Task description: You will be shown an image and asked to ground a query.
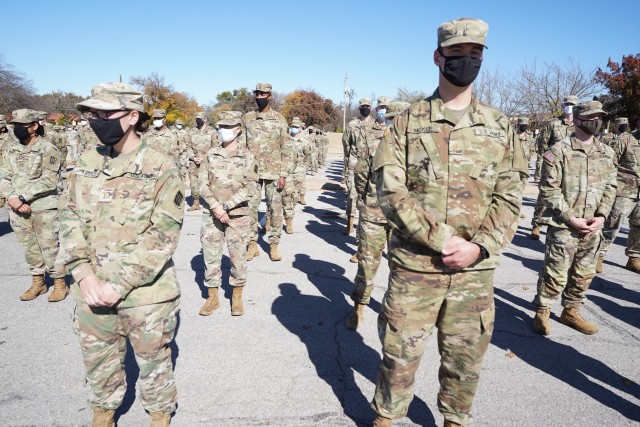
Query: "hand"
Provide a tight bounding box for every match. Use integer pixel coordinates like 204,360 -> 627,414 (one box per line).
567,217 -> 591,233
99,283 -> 122,307
276,176 -> 286,190
17,203 -> 32,214
79,275 -> 108,307
442,236 -> 481,270
212,205 -> 226,220
194,157 -> 202,165
7,196 -> 23,211
218,212 -> 230,224
584,216 -> 605,233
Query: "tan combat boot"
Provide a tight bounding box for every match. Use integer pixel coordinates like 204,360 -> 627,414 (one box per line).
231,286 -> 244,316
20,275 -> 47,301
269,244 -> 282,261
149,411 -> 171,427
443,421 -> 462,427
595,256 -> 605,273
529,225 -> 540,240
48,278 -> 69,302
560,307 -> 598,335
285,217 -> 294,234
350,253 -> 358,263
299,194 -> 307,205
92,407 -> 115,427
626,257 -> 640,274
532,306 -> 551,335
373,415 -> 393,427
187,198 -> 201,211
262,214 -> 271,234
346,303 -> 365,330
246,241 -> 259,261
342,216 -> 354,235
199,287 -> 220,316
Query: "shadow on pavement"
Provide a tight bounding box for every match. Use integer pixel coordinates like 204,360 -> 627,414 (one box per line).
190,251 -> 232,301
589,276 -> 640,329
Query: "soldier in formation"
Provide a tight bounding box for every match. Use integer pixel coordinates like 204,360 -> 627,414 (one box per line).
147,108 -> 182,167
187,111 -> 218,211
0,114 -> 15,209
280,117 -> 308,234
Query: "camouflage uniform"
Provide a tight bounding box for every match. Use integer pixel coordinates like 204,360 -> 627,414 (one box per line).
308,127 -> 319,173
147,109 -> 182,168
533,104 -> 617,311
174,119 -> 191,183
599,127 -> 640,265
45,124 -> 69,172
0,115 -> 15,208
371,19 -> 527,425
516,117 -> 536,165
0,110 -> 64,284
77,116 -> 101,157
57,83 -> 184,418
243,83 -> 289,249
281,120 -> 307,221
188,113 -> 218,205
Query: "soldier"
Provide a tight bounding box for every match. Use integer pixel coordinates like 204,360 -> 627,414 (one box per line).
0,114 -> 15,209
147,109 -> 182,167
187,111 -> 217,211
370,18 -> 527,427
342,98 -> 374,235
0,109 -> 67,302
308,126 -> 319,174
243,83 -> 289,262
174,119 -> 191,183
597,117 -> 640,274
517,117 -> 536,165
281,118 -> 308,234
531,101 -> 617,337
57,83 -> 183,426
199,111 -> 258,317
47,124 -> 70,173
530,95 -> 579,239
346,99 -> 407,331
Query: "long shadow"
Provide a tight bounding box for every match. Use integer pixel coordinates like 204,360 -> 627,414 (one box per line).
492,288 -> 640,421
589,276 -> 640,329
271,254 -> 435,426
590,276 -> 640,305
0,218 -> 12,237
503,230 -> 545,274
305,213 -> 357,256
190,251 -> 232,301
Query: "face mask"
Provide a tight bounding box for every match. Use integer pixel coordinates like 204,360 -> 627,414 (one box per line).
618,124 -> 628,133
577,118 -> 602,136
360,107 -> 371,117
563,105 -> 573,115
153,119 -> 164,129
89,117 -> 126,146
519,125 -> 529,133
196,118 -> 205,128
439,52 -> 482,87
176,124 -> 183,130
218,128 -> 238,143
256,97 -> 269,109
377,108 -> 387,121
385,118 -> 393,127
80,120 -> 88,126
290,128 -> 299,136
13,125 -> 31,142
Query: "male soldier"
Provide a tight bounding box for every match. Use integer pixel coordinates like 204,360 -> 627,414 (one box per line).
517,117 -> 536,165
597,117 -> 640,274
307,126 -> 318,175
342,98 -> 374,235
530,95 -> 579,239
187,111 -> 217,211
532,101 -> 617,336
0,114 -> 15,208
77,111 -> 101,157
281,118 -> 309,233
174,119 -> 191,183
147,109 -> 181,167
0,109 -> 68,302
346,99 -> 408,331
370,19 -> 527,427
243,83 -> 289,262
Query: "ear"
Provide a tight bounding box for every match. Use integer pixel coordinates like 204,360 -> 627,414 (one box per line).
128,111 -> 139,127
433,49 -> 442,67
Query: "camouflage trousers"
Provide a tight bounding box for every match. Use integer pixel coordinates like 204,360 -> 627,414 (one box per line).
318,146 -> 325,166
9,209 -> 64,278
531,191 -> 545,228
345,167 -> 358,218
282,168 -> 306,219
249,179 -> 283,245
353,218 -> 389,305
72,297 -> 180,413
201,213 -> 248,288
188,162 -> 204,198
534,226 -> 600,308
600,195 -> 640,259
534,152 -> 544,181
310,152 -> 318,172
373,265 -> 494,425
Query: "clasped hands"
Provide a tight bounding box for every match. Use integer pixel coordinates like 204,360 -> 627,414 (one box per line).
79,275 -> 121,307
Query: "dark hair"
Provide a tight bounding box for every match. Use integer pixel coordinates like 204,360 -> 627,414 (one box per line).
135,112 -> 150,133
35,122 -> 45,136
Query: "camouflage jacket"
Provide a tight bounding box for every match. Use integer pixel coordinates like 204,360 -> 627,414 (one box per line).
611,130 -> 640,197
146,126 -> 181,162
282,134 -> 308,174
77,125 -> 101,156
200,144 -> 258,217
188,126 -> 218,161
243,109 -> 289,180
0,131 -> 16,163
539,136 -> 617,228
343,115 -> 374,170
373,90 -> 527,272
355,119 -> 387,223
518,130 -> 536,162
57,139 -> 184,308
45,129 -> 68,170
0,137 -> 61,211
538,117 -> 573,154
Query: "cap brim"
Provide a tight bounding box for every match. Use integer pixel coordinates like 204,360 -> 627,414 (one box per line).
217,121 -> 241,126
76,98 -> 127,112
440,37 -> 488,49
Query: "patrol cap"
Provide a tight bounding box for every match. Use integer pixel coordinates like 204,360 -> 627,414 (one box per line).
563,95 -> 579,105
76,82 -> 145,113
254,83 -> 272,93
10,109 -> 40,124
37,111 -> 48,121
195,111 -> 207,119
377,96 -> 393,107
573,101 -> 607,117
517,117 -> 530,125
152,109 -> 166,118
175,119 -> 184,125
217,110 -> 243,127
615,117 -> 628,125
308,126 -> 314,130
291,118 -> 303,127
385,101 -> 411,119
438,18 -> 489,48
359,98 -> 371,107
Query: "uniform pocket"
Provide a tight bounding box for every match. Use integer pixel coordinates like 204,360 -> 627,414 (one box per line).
378,297 -> 407,358
480,304 -> 495,335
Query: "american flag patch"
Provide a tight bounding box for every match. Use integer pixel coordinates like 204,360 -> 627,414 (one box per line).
543,151 -> 556,164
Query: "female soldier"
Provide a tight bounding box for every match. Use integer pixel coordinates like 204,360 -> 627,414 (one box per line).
57,83 -> 184,427
199,111 -> 257,316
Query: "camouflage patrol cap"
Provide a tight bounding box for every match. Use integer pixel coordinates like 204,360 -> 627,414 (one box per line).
10,109 -> 40,124
37,111 -> 48,121
152,109 -> 166,118
217,110 -> 243,126
517,117 -> 530,125
573,101 -> 607,117
377,96 -> 393,107
385,101 -> 411,119
563,95 -> 579,105
308,126 -> 314,130
175,119 -> 184,125
76,82 -> 145,113
615,117 -> 628,125
359,98 -> 371,107
291,118 -> 303,127
195,111 -> 207,120
254,83 -> 272,93
438,18 -> 489,48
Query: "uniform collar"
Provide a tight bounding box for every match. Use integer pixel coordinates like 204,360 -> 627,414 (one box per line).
429,89 -> 485,127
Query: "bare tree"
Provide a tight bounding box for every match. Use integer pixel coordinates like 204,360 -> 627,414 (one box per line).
474,68 -> 525,117
395,87 -> 428,104
0,55 -> 36,115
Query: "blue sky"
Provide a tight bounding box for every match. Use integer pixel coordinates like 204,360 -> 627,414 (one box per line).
2,0 -> 638,106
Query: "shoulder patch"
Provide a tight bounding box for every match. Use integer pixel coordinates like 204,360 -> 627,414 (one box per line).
543,151 -> 557,164
43,150 -> 61,171
173,190 -> 184,208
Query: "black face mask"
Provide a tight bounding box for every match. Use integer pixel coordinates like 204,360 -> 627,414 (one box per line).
360,107 -> 371,117
256,98 -> 269,110
618,124 -> 628,133
519,125 -> 529,133
89,118 -> 126,146
439,51 -> 483,87
13,125 -> 32,143
577,118 -> 602,136
196,118 -> 205,128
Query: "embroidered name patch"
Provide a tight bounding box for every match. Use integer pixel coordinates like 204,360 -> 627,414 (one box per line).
412,126 -> 440,133
474,128 -> 506,138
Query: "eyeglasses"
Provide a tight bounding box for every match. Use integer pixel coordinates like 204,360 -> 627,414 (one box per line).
88,110 -> 130,120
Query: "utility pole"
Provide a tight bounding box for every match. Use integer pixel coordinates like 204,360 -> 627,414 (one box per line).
343,70 -> 349,132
